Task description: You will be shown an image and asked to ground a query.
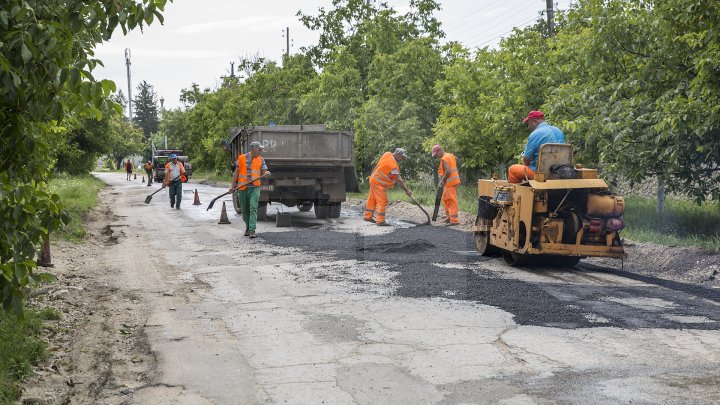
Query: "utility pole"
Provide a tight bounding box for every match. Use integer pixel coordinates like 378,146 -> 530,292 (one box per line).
124,48 -> 133,121
285,27 -> 290,57
546,0 -> 555,37
230,62 -> 235,78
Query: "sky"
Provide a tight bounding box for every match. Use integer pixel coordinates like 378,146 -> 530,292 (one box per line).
94,0 -> 573,112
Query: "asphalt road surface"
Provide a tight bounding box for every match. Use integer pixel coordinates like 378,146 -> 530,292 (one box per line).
93,172 -> 720,404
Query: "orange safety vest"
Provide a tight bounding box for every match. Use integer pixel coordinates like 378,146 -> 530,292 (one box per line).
165,161 -> 187,182
439,153 -> 461,186
370,152 -> 399,189
237,153 -> 264,190
125,161 -> 133,170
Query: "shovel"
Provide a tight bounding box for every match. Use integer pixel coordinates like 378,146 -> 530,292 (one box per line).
408,194 -> 432,225
431,185 -> 444,221
144,175 -> 182,204
206,173 -> 270,211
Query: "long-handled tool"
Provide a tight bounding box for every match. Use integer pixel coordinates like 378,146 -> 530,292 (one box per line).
408,194 -> 432,225
144,174 -> 182,204
206,173 -> 270,211
431,185 -> 444,221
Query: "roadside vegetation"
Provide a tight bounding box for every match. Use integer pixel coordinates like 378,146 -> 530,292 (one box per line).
0,310 -> 49,402
49,174 -> 106,241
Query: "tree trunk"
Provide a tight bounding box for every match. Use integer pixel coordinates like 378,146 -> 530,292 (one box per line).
657,177 -> 666,213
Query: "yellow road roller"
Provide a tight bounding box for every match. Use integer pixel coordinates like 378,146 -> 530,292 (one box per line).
472,144 -> 627,266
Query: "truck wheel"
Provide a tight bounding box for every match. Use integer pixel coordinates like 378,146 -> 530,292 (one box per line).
314,201 -> 329,219
257,202 -> 268,221
328,203 -> 341,218
232,192 -> 241,214
298,202 -> 313,212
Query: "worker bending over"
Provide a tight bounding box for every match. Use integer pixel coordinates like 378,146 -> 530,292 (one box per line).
508,110 -> 565,183
364,148 -> 412,226
431,144 -> 461,225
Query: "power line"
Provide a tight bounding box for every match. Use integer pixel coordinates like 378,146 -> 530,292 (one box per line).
449,6 -> 535,43
467,16 -> 541,49
453,10 -> 540,45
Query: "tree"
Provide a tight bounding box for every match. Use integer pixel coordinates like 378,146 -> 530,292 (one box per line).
133,80 -> 160,137
0,0 -> 168,313
547,0 -> 720,201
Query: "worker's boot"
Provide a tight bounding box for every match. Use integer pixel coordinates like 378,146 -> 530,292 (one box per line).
244,229 -> 250,236
376,222 -> 391,227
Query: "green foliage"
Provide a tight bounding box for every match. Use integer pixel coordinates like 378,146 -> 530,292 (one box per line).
133,80 -> 160,138
623,196 -> 720,249
0,0 -> 168,314
48,174 -> 106,241
546,0 -> 720,201
0,310 -> 48,401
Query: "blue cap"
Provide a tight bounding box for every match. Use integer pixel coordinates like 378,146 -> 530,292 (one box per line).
169,154 -> 177,159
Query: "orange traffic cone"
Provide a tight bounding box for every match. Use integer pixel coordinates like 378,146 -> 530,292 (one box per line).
218,201 -> 231,224
193,189 -> 201,205
37,235 -> 54,268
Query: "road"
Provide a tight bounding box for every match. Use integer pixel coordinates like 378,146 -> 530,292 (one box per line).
88,172 -> 720,404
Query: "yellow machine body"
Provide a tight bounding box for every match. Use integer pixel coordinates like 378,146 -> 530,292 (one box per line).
472,144 -> 626,265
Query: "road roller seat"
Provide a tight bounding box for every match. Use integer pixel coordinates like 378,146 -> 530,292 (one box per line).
536,143 -> 573,181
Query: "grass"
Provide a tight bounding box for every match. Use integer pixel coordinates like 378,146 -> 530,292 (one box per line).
350,180 -> 720,250
189,170 -> 233,184
0,310 -> 48,402
622,196 -> 720,250
49,173 -> 106,241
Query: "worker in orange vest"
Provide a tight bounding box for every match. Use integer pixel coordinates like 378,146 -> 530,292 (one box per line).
431,144 -> 461,225
231,141 -> 271,238
364,148 -> 413,226
163,154 -> 187,209
124,159 -> 134,181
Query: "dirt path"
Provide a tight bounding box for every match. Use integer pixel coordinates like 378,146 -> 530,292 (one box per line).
20,173 -> 720,404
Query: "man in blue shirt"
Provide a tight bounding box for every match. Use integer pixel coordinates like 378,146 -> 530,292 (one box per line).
508,110 -> 565,183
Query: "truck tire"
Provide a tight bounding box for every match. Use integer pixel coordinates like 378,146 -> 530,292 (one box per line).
232,192 -> 241,214
314,201 -> 329,219
329,203 -> 341,218
298,201 -> 313,212
257,202 -> 268,221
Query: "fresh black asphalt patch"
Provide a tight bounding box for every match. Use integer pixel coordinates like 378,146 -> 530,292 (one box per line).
260,226 -> 720,330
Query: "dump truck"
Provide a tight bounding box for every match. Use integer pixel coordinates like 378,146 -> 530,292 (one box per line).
226,125 -> 359,220
472,144 -> 626,266
152,149 -> 190,182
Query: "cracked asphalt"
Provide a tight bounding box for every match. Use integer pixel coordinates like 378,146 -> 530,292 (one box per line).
90,172 -> 720,404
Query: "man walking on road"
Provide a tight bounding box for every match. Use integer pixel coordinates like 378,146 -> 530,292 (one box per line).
431,144 -> 461,225
364,148 -> 412,226
164,154 -> 187,209
144,161 -> 153,186
508,110 -> 565,183
231,141 -> 271,238
124,159 -> 134,181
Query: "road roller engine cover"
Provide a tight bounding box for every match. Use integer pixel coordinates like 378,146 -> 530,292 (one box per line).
472,143 -> 626,266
